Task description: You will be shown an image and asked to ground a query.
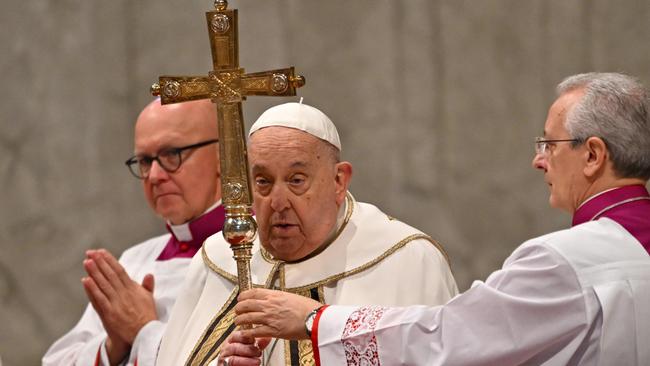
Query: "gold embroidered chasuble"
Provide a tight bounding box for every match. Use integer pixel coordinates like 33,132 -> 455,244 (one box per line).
156,193 -> 458,366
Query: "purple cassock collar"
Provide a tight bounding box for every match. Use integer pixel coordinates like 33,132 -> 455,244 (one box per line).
572,184 -> 650,254
157,204 -> 226,261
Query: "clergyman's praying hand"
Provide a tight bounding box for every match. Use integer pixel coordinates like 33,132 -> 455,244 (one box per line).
81,249 -> 158,364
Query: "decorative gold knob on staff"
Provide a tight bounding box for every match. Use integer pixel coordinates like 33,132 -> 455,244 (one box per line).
290,75 -> 306,88
223,204 -> 257,292
150,83 -> 161,97
214,0 -> 228,11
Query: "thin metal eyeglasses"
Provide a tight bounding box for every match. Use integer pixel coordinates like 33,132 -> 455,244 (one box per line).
125,139 -> 218,179
534,137 -> 580,155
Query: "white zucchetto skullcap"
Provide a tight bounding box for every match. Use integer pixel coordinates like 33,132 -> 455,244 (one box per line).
249,102 -> 341,151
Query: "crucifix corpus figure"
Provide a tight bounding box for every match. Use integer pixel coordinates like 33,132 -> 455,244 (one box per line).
151,0 -> 305,295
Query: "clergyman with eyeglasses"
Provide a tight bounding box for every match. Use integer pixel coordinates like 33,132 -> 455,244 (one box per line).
43,98 -> 226,366
232,73 -> 650,365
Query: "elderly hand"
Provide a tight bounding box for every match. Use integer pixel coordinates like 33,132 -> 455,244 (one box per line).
81,249 -> 158,364
234,289 -> 322,340
218,330 -> 271,366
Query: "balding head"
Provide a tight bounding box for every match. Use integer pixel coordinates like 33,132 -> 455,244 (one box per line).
133,99 -> 221,224
136,98 -> 218,145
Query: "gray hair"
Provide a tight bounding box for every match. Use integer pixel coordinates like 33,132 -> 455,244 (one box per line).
318,137 -> 342,164
557,72 -> 650,180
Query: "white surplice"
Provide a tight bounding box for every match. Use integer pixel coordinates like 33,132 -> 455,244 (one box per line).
316,218 -> 650,366
42,234 -> 192,366
157,193 -> 458,366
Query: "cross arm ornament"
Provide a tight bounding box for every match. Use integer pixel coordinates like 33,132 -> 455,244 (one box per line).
151,67 -> 304,104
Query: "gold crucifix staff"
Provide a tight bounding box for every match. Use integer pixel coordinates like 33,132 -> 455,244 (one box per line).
151,0 -> 305,296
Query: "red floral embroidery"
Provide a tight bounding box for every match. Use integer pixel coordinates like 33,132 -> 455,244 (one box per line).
341,306 -> 386,366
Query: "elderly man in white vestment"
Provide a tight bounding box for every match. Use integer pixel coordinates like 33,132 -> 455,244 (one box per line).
234,72 -> 650,366
43,99 -> 225,366
155,102 -> 458,366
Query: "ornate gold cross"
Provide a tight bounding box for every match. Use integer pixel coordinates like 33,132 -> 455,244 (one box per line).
151,0 -> 305,293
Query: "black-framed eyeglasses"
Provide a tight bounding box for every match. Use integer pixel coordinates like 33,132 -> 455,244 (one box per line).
125,139 -> 218,179
534,137 -> 580,155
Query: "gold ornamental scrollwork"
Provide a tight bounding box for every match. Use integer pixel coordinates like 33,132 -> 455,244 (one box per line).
241,78 -> 268,92
211,13 -> 230,33
271,73 -> 289,93
163,81 -> 181,98
209,70 -> 243,103
225,182 -> 244,201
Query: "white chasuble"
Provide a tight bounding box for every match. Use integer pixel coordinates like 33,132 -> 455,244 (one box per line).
315,218 -> 650,366
157,193 -> 458,366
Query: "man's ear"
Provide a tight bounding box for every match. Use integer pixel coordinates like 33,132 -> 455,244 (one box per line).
334,162 -> 353,206
583,136 -> 608,178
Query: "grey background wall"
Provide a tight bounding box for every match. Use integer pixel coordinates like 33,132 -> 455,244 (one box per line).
1,1 -> 649,364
